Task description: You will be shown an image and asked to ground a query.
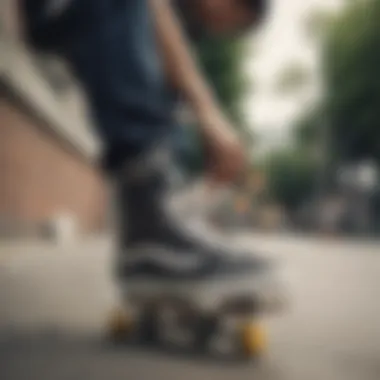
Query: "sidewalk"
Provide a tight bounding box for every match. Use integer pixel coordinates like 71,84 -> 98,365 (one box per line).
236,231 -> 380,257
0,234 -> 111,257
0,235 -> 115,335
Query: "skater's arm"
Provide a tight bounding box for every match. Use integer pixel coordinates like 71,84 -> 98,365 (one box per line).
3,0 -> 24,40
150,0 -> 223,125
150,0 -> 246,183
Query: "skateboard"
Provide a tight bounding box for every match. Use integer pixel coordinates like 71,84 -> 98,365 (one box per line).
107,284 -> 285,359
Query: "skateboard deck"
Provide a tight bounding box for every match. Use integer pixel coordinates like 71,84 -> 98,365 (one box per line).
107,282 -> 286,359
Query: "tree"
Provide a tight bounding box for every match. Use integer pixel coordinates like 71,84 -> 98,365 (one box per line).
293,110 -> 320,149
322,0 -> 380,165
275,62 -> 310,96
264,149 -> 318,213
305,8 -> 336,43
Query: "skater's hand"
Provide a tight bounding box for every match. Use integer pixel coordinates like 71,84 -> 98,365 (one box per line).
200,111 -> 247,185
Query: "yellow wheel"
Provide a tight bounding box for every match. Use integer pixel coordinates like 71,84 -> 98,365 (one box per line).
239,321 -> 267,358
108,307 -> 134,341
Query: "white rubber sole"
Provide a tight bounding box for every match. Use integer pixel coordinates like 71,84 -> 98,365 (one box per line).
120,271 -> 286,314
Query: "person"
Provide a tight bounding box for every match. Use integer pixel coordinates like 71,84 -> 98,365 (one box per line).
17,0 -> 278,308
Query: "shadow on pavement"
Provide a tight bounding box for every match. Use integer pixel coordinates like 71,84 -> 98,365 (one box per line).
0,329 -> 281,380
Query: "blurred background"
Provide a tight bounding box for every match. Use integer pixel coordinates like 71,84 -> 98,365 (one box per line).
0,1 -> 379,379
1,0 -> 380,240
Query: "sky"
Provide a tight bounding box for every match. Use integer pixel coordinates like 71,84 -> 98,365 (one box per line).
243,0 -> 344,152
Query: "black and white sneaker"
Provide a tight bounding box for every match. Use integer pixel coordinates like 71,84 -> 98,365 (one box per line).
113,144 -> 284,313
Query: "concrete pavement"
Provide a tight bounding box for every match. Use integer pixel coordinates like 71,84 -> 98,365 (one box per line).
0,234 -> 379,380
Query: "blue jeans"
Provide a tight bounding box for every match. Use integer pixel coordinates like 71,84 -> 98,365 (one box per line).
24,0 -> 177,171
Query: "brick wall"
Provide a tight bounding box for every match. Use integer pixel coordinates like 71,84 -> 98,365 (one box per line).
0,97 -> 108,236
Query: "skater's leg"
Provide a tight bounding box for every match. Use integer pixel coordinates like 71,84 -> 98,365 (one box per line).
19,0 -> 282,312
20,0 -> 174,173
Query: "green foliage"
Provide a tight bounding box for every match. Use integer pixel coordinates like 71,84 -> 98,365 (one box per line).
323,0 -> 380,164
292,106 -> 328,156
261,0 -> 380,214
305,8 -> 336,43
275,62 -> 310,95
264,149 -> 318,212
294,112 -> 320,148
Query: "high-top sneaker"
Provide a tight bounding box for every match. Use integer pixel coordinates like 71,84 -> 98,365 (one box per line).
113,143 -> 284,313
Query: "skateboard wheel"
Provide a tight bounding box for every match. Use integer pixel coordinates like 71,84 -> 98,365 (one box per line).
239,322 -> 267,358
108,308 -> 133,341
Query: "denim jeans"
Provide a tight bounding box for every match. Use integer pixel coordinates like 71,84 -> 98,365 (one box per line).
24,0 -> 178,171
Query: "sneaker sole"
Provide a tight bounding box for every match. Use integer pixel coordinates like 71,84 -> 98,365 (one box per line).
120,272 -> 287,316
